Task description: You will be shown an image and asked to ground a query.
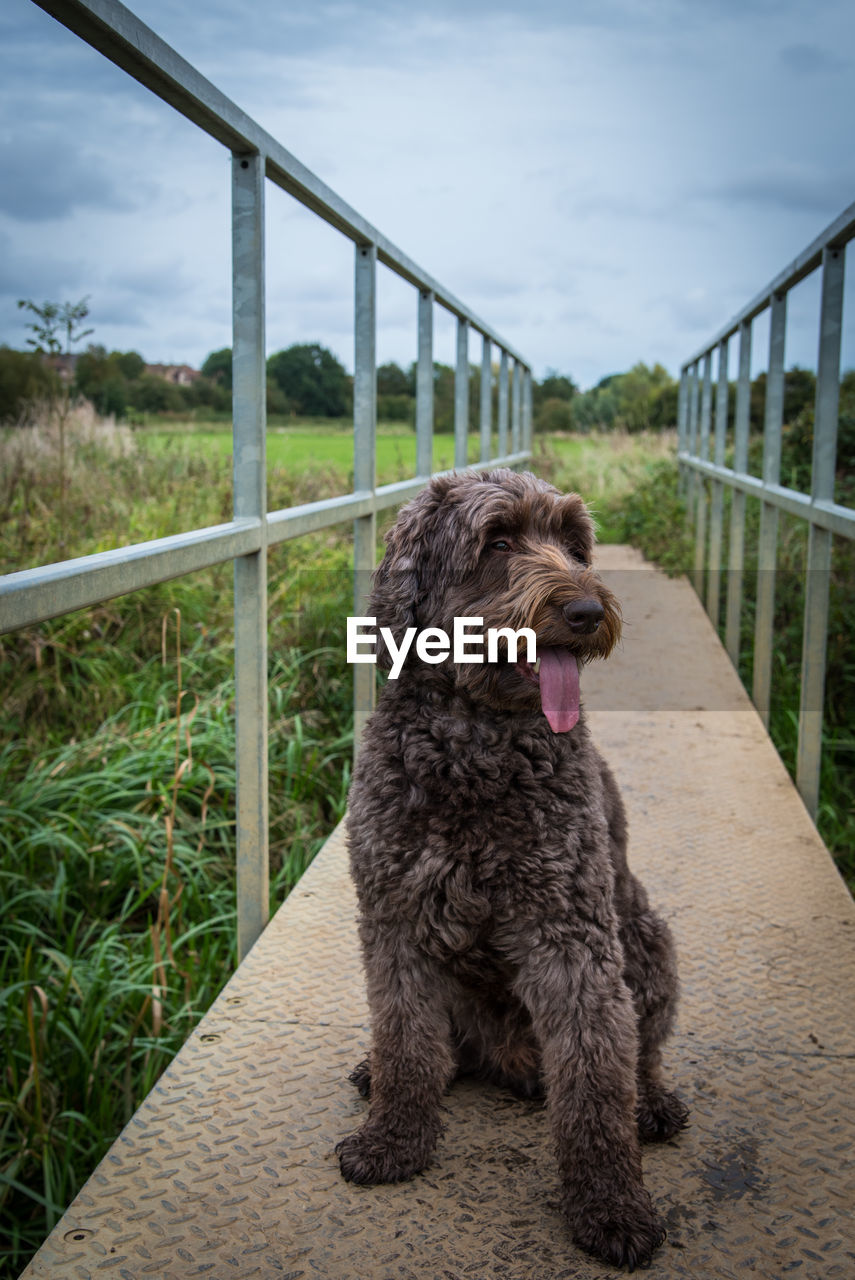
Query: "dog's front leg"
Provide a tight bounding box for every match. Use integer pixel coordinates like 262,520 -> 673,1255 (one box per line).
337,925 -> 454,1185
514,938 -> 666,1271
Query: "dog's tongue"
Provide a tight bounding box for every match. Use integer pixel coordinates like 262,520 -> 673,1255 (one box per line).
538,647 -> 580,733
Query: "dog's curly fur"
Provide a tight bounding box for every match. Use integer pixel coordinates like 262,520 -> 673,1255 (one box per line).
338,469 -> 688,1271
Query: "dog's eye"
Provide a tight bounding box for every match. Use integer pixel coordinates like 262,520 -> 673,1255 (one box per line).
564,541 -> 589,565
490,539 -> 512,553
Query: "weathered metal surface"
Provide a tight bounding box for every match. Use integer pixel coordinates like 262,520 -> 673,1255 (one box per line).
416,290 -> 434,478
498,349 -> 510,458
480,334 -> 492,464
352,242 -> 378,752
20,547 -> 855,1280
752,293 -> 786,728
0,520 -> 262,635
796,245 -> 846,816
724,319 -> 752,670
455,318 -> 470,470
232,151 -> 269,963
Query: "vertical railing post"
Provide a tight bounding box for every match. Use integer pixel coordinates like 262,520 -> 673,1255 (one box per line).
480,334 -> 492,462
725,319 -> 752,667
706,337 -> 729,626
677,367 -> 689,496
416,289 -> 434,478
797,246 -> 844,816
232,152 -> 268,963
524,367 -> 533,454
753,291 -> 786,726
455,317 -> 469,469
688,360 -> 701,454
685,361 -> 700,532
498,350 -> 509,457
511,359 -> 522,453
693,351 -> 713,594
353,242 -> 377,755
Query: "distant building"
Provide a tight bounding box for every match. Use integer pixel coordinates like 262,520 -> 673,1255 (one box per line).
145,363 -> 201,386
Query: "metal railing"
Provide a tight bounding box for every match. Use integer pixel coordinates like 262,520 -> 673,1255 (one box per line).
677,200 -> 855,820
0,0 -> 533,960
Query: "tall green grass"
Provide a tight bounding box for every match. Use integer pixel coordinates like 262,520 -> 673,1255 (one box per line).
0,408 -> 356,1275
1,598 -> 353,1274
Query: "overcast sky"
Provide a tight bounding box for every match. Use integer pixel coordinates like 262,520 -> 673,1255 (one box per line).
1,0 -> 854,389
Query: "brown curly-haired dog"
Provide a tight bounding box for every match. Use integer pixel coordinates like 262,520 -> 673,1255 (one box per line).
338,468 -> 688,1271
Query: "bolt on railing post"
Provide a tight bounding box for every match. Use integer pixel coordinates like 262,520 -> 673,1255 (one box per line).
480,334 -> 492,462
725,319 -> 752,668
706,337 -> 729,626
753,291 -> 787,727
416,289 -> 434,477
232,151 -> 269,963
455,317 -> 470,469
797,246 -> 845,816
497,350 -> 509,457
353,242 -> 377,756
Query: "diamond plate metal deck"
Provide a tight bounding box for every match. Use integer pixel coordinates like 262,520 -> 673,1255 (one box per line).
20,548 -> 855,1279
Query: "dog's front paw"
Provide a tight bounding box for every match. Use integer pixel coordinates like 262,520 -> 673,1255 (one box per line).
336,1126 -> 430,1185
571,1191 -> 667,1272
637,1087 -> 689,1143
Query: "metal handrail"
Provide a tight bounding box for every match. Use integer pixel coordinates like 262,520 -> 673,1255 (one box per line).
1,0 -> 533,960
677,200 -> 855,821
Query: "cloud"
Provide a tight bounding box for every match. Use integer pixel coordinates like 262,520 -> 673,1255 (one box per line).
0,137 -> 144,221
695,166 -> 855,217
778,42 -> 849,74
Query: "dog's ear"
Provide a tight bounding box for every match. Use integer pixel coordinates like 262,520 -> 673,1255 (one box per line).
369,477 -> 462,670
560,493 -> 596,565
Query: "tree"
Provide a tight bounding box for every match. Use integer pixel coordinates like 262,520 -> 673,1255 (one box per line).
267,343 -> 350,417
377,361 -> 412,397
17,297 -> 93,364
569,363 -> 677,433
17,297 -> 94,556
201,347 -> 233,389
0,347 -> 58,420
115,350 -> 145,381
537,397 -> 574,432
535,371 -> 577,404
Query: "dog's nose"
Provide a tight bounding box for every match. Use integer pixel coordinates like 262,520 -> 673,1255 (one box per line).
563,598 -> 604,634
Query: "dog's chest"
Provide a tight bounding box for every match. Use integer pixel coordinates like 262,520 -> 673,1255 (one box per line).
370,758 -> 610,957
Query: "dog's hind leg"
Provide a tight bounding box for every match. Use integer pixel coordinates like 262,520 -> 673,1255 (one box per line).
619,903 -> 690,1141
600,759 -> 689,1142
336,925 -> 454,1185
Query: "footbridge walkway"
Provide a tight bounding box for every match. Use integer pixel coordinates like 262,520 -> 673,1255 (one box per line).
20,547 -> 855,1279
6,1 -> 855,1277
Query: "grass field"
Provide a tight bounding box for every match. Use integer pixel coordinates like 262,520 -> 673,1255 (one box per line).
140,420 -> 677,540
145,420 -> 483,484
0,408 -> 851,1277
